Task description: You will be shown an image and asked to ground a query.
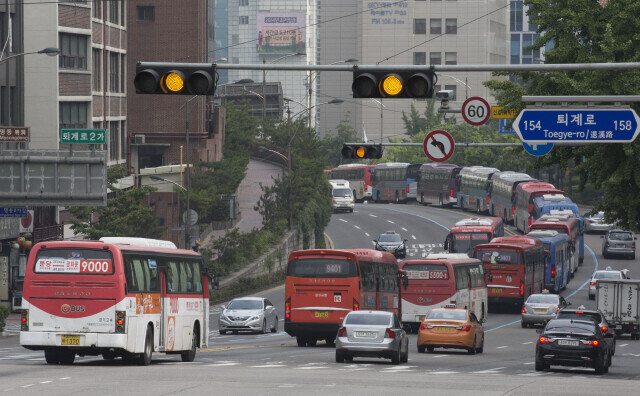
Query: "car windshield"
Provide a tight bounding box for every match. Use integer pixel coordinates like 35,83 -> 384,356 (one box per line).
545,323 -> 596,335
556,312 -> 600,323
609,232 -> 632,241
594,271 -> 623,280
332,188 -> 352,198
379,234 -> 402,243
527,295 -> 558,304
227,300 -> 262,310
427,310 -> 467,320
345,313 -> 391,326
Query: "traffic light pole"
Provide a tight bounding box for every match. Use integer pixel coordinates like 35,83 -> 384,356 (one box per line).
185,97 -> 191,250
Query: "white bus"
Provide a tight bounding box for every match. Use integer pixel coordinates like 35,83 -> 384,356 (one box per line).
20,237 -> 209,365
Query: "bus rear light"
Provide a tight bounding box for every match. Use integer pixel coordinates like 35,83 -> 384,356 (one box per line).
21,310 -> 29,331
450,189 -> 454,198
385,328 -> 396,338
337,327 -> 347,337
353,299 -> 359,311
285,298 -> 291,320
551,264 -> 556,277
520,282 -> 524,296
456,326 -> 471,331
115,311 -> 126,333
406,185 -> 410,194
590,281 -> 595,286
512,205 -> 515,214
486,196 -> 490,205
600,326 -> 608,332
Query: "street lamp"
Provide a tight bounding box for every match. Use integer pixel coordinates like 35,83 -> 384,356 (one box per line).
0,47 -> 60,65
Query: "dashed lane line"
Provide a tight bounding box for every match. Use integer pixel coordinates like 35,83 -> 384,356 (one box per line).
496,346 -> 509,349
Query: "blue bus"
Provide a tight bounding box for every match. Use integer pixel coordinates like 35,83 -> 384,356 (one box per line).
533,195 -> 585,265
456,166 -> 500,213
371,163 -> 421,203
527,230 -> 572,293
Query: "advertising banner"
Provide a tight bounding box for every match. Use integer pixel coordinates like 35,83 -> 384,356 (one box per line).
257,12 -> 306,54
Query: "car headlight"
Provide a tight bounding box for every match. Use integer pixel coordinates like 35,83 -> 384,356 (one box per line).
250,315 -> 260,321
220,313 -> 229,321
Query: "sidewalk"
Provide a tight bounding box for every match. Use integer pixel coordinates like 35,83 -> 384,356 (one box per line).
1,311 -> 20,337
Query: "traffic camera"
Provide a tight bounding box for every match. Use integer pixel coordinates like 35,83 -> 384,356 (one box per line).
134,62 -> 218,95
352,70 -> 435,99
341,144 -> 383,159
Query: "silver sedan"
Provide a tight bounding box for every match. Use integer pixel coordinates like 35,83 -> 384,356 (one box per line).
521,293 -> 569,327
335,310 -> 409,364
584,211 -> 614,233
218,297 -> 278,335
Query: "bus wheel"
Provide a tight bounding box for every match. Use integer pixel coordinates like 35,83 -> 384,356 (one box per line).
307,337 -> 317,347
138,327 -> 153,366
395,191 -> 400,204
296,336 -> 306,347
420,194 -> 425,206
59,349 -> 75,365
476,201 -> 481,214
103,351 -> 116,360
44,349 -> 60,364
439,195 -> 444,207
181,326 -> 198,362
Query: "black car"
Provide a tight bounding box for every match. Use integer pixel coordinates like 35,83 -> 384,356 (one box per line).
374,231 -> 407,258
556,306 -> 616,356
536,319 -> 613,374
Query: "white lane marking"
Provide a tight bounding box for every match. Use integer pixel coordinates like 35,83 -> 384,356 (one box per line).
206,362 -> 240,367
401,227 -> 408,232
387,220 -> 395,224
383,366 -> 416,371
411,235 -> 416,240
27,358 -> 46,361
619,343 -> 628,347
432,355 -> 447,358
523,362 -> 535,365
339,219 -> 348,223
496,346 -> 509,349
354,225 -> 361,230
430,371 -> 459,375
59,377 -> 71,380
295,366 -> 329,370
249,364 -> 287,368
20,385 -> 34,389
279,384 -> 296,388
40,381 -> 52,384
522,341 -> 533,345
365,232 -> 370,237
369,214 -> 377,218
472,367 -> 506,374
519,373 -> 544,376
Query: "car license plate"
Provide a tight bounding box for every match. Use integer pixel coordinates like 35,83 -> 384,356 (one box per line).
355,331 -> 377,338
558,340 -> 579,346
387,249 -> 395,253
435,327 -> 454,332
491,288 -> 502,294
314,311 -> 329,318
617,244 -> 625,248
616,325 -> 622,330
61,335 -> 80,345
534,308 -> 547,313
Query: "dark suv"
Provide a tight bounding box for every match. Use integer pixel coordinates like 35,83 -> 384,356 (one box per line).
374,231 -> 407,259
556,306 -> 616,356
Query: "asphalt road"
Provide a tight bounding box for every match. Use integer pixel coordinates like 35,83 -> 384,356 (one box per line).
1,202 -> 639,394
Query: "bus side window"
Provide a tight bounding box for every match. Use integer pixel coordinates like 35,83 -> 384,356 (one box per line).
125,258 -> 146,293
167,262 -> 179,293
191,262 -> 203,292
179,261 -> 188,292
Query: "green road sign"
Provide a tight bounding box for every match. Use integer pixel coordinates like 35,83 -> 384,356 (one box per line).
60,128 -> 107,144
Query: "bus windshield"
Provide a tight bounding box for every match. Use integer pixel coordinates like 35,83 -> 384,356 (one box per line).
287,258 -> 359,278
476,250 -> 520,265
402,264 -> 449,280
34,248 -> 115,275
450,233 -> 491,255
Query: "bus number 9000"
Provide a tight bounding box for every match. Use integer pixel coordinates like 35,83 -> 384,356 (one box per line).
80,260 -> 112,274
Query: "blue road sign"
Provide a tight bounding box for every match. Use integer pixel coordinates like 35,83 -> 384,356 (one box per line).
513,108 -> 640,143
0,207 -> 28,218
499,119 -> 516,135
522,142 -> 554,156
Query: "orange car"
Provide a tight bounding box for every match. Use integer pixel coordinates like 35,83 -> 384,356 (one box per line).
417,305 -> 485,354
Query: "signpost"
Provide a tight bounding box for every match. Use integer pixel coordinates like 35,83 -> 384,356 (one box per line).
0,207 -> 28,218
461,96 -> 491,126
491,106 -> 519,119
60,128 -> 107,145
513,108 -> 640,143
0,127 -> 30,142
423,130 -> 455,162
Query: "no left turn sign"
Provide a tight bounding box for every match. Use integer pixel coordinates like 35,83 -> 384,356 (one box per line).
423,130 -> 455,162
462,96 -> 491,126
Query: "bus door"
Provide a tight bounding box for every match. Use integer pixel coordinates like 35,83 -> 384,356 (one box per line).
159,270 -> 167,350
201,270 -> 209,347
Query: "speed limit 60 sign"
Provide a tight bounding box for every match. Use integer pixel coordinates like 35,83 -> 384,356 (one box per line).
462,96 -> 491,126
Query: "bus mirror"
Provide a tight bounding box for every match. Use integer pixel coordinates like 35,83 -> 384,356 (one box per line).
444,236 -> 450,250
402,275 -> 409,290
544,249 -> 550,258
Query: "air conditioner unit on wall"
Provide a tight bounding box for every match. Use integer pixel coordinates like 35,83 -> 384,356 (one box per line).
134,135 -> 146,144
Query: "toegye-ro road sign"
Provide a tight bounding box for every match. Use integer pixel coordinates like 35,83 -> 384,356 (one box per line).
513,108 -> 640,143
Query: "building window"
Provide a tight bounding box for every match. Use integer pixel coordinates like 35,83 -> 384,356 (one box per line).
109,0 -> 119,24
521,33 -> 534,64
430,19 -> 441,34
109,121 -> 119,160
92,48 -> 101,91
429,52 -> 441,65
60,102 -> 88,129
414,18 -> 426,35
240,0 -> 249,5
120,54 -> 126,93
137,6 -> 154,21
445,19 -> 457,34
92,0 -> 102,19
510,33 -> 520,64
59,33 -> 88,70
109,52 -> 120,92
239,16 -> 249,25
413,52 -> 426,65
120,120 -> 127,160
445,52 -> 457,65
510,1 -> 523,32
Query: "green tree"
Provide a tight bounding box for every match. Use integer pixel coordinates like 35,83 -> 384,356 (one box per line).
68,167 -> 164,240
484,0 -> 640,231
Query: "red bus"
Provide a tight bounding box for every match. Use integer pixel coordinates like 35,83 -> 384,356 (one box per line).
529,214 -> 581,279
285,249 -> 400,347
444,217 -> 504,257
513,181 -> 565,234
473,236 -> 546,308
330,164 -> 375,202
20,237 -> 208,365
399,254 -> 487,332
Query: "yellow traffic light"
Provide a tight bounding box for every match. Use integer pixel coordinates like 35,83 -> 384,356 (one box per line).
342,144 -> 383,159
162,71 -> 185,93
352,70 -> 435,99
381,74 -> 403,97
134,63 -> 217,95
356,146 -> 366,158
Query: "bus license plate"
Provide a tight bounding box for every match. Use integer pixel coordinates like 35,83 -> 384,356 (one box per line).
314,311 -> 329,318
558,340 -> 579,347
491,288 -> 503,294
61,335 -> 80,345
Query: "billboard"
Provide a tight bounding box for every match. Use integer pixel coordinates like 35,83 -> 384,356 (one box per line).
257,12 -> 306,54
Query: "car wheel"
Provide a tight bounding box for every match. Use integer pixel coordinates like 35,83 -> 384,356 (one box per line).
260,319 -> 267,334
271,316 -> 278,333
426,346 -> 435,353
401,345 -> 409,363
138,327 -> 153,366
521,321 -> 528,328
296,336 -> 306,347
391,348 -> 401,364
477,336 -> 484,354
345,355 -> 354,362
219,330 -> 227,335
181,326 -> 198,362
535,356 -> 548,372
44,349 -> 60,365
467,336 -> 477,355
595,357 -> 606,375
417,345 -> 426,353
335,350 -> 345,363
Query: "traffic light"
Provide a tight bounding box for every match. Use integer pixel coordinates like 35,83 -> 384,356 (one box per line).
352,70 -> 435,98
134,62 -> 218,95
341,144 -> 383,159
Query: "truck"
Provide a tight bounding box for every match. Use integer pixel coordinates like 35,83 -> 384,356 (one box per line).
596,278 -> 640,340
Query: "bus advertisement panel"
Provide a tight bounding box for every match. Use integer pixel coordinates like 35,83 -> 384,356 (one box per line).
371,163 -> 417,203
473,236 -> 545,308
330,164 -> 375,202
417,163 -> 462,206
399,255 -> 487,332
529,215 -> 581,277
444,217 -> 504,257
285,249 -> 400,347
456,166 -> 500,213
20,238 -> 208,365
527,230 -> 572,293
513,181 -> 565,234
488,172 -> 534,224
